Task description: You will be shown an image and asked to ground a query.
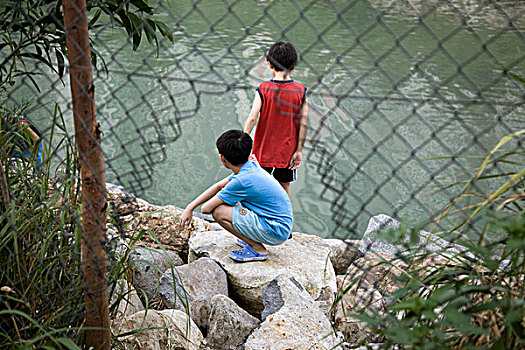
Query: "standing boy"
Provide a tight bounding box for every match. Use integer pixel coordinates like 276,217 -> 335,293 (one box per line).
181,130 -> 292,262
244,41 -> 308,197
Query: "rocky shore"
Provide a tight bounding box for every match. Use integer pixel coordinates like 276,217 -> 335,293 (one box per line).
106,183 -> 466,349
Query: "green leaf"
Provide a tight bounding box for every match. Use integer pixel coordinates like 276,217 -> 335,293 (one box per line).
155,20 -> 174,42
442,307 -> 487,335
127,12 -> 143,32
55,337 -> 81,349
19,52 -> 54,70
117,11 -> 133,37
55,48 -> 65,77
508,71 -> 525,84
385,324 -> 418,344
127,12 -> 143,50
130,0 -> 153,13
428,285 -> 455,304
505,309 -> 522,326
468,301 -> 498,313
391,297 -> 426,313
144,18 -> 156,43
89,8 -> 102,26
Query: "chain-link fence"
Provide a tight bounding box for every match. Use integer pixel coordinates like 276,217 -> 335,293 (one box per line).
1,0 -> 524,348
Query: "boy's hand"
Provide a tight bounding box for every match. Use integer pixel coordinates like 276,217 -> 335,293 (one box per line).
180,207 -> 193,228
288,151 -> 302,170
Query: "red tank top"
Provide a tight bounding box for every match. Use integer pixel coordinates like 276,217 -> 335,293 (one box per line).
253,80 -> 307,168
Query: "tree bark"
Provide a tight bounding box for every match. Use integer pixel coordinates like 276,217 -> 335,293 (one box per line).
62,1 -> 110,349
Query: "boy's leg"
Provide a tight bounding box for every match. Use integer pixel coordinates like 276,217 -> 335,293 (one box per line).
272,167 -> 295,198
279,181 -> 291,197
212,204 -> 268,255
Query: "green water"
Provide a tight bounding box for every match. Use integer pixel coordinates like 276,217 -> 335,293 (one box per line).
15,0 -> 525,238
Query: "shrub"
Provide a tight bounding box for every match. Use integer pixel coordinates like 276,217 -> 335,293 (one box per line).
0,104 -> 84,349
345,130 -> 524,349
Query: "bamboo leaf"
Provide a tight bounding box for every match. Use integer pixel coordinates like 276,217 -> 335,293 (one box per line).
130,0 -> 153,13
89,9 -> 102,27
155,20 -> 174,42
508,72 -> 525,84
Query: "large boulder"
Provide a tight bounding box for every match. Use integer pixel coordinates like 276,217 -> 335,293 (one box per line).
129,247 -> 184,302
107,183 -> 211,259
157,257 -> 228,330
206,294 -> 260,349
188,230 -> 337,316
245,275 -> 343,350
359,214 -> 469,257
322,238 -> 363,275
333,252 -> 405,345
110,279 -> 145,334
117,309 -> 203,349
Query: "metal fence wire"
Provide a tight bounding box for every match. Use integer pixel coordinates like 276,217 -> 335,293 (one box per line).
1,0 -> 524,348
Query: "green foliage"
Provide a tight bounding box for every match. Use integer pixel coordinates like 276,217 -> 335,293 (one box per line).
0,0 -> 174,91
0,103 -> 84,348
345,131 -> 525,349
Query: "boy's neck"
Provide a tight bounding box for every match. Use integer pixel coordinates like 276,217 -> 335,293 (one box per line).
272,70 -> 291,81
226,162 -> 245,175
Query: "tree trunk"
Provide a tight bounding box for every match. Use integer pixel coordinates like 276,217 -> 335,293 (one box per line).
62,1 -> 110,349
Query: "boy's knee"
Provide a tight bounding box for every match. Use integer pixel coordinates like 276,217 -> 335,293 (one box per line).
212,209 -> 221,221
212,204 -> 230,222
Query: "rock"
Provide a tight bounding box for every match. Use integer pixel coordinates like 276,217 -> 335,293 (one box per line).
333,252 -> 406,346
322,238 -> 363,275
206,294 -> 260,349
109,279 -> 145,333
106,225 -> 130,272
129,247 -> 184,302
158,257 -> 228,330
118,309 -> 203,349
245,275 -> 343,350
107,183 -> 211,259
188,230 -> 337,316
359,214 -> 468,257
351,344 -> 384,350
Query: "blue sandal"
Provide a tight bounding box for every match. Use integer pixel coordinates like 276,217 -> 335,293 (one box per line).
229,245 -> 268,262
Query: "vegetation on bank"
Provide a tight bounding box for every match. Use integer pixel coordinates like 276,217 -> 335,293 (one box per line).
0,103 -> 85,348
347,130 -> 525,349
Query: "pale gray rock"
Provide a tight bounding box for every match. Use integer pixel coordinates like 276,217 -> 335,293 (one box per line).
118,309 -> 203,350
188,230 -> 337,316
322,238 -> 363,275
245,275 -> 343,350
110,279 -> 144,334
206,294 -> 260,349
129,247 -> 184,301
158,257 -> 228,330
359,214 -> 469,257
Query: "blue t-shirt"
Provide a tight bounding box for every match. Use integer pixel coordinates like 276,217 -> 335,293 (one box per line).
217,161 -> 293,240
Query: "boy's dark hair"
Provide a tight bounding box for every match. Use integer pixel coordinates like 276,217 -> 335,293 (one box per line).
266,42 -> 298,72
216,130 -> 252,166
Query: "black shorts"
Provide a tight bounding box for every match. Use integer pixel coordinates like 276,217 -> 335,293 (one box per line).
262,167 -> 296,183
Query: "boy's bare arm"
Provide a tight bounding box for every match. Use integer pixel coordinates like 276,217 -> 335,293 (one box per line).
243,94 -> 262,134
289,96 -> 308,170
201,195 -> 224,214
181,177 -> 229,227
